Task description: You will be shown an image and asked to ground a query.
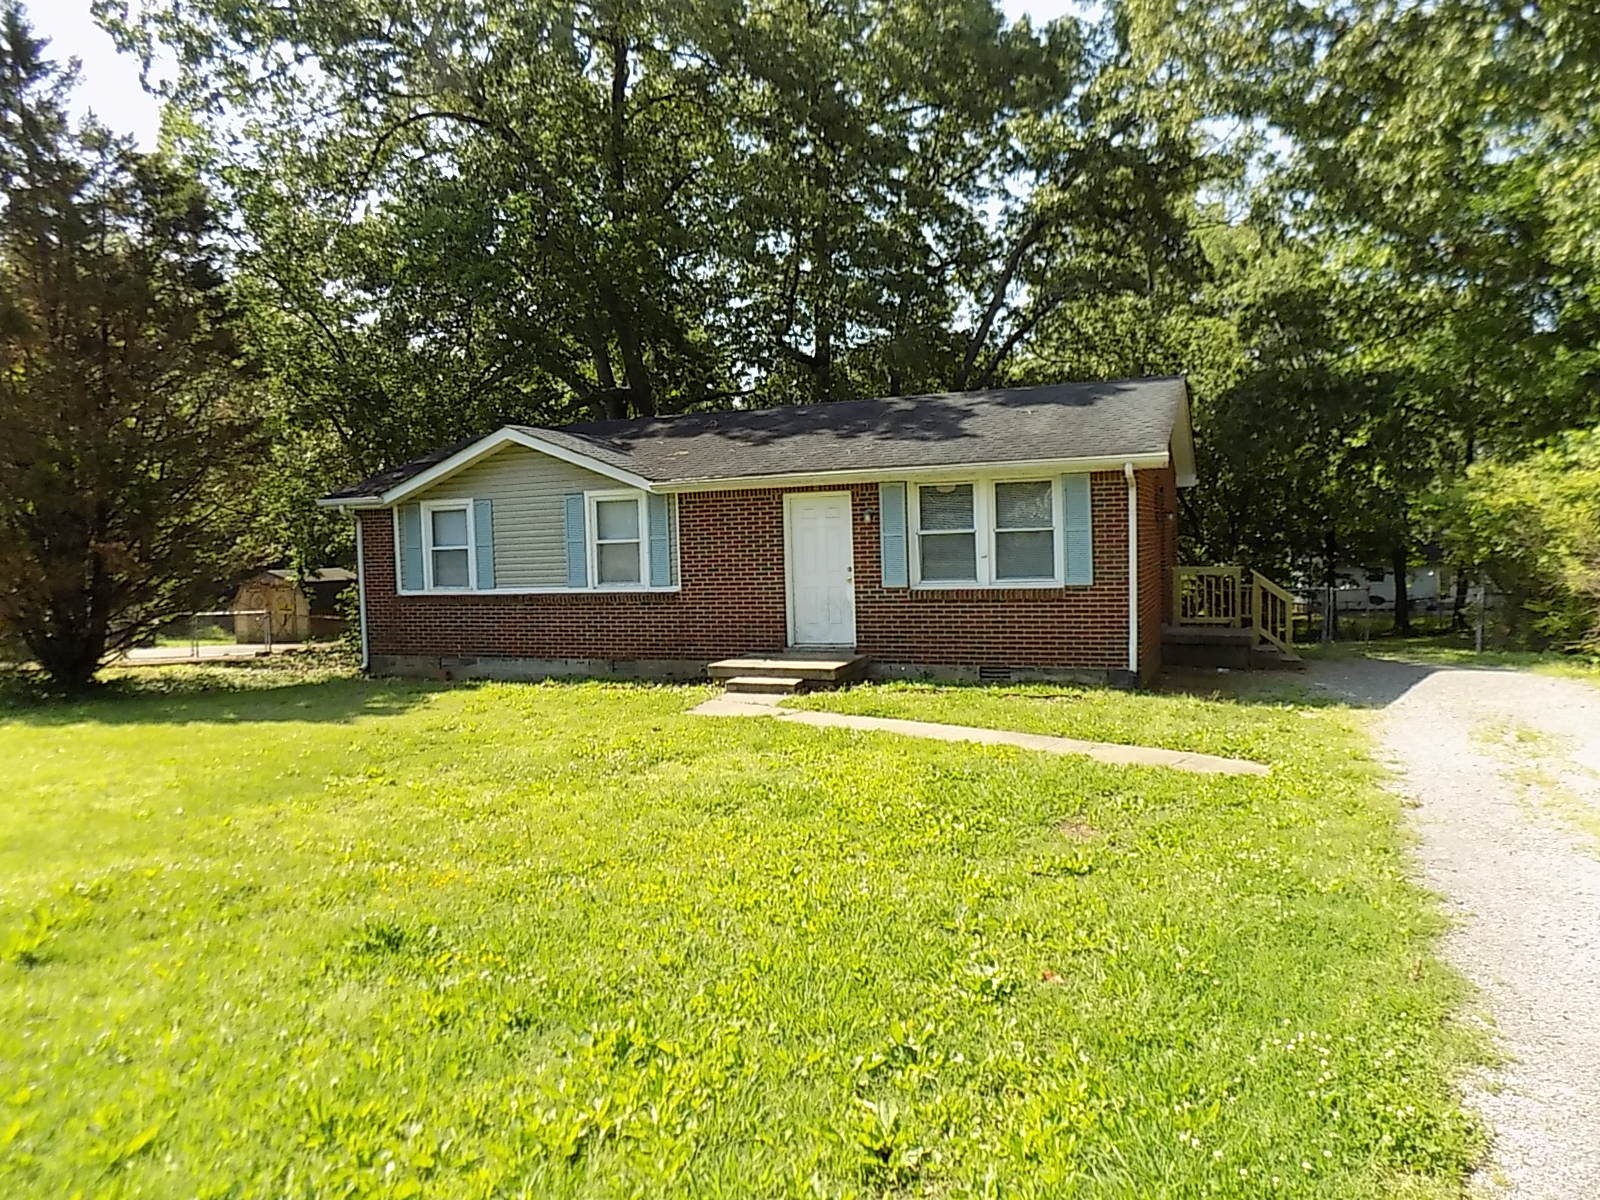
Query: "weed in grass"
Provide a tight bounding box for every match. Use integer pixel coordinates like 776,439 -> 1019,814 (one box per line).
1475,719 -> 1600,853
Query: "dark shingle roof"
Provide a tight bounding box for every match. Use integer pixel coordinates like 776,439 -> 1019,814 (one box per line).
323,434 -> 483,501
323,377 -> 1189,500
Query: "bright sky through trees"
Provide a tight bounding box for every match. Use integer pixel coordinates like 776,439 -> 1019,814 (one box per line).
24,0 -> 1091,150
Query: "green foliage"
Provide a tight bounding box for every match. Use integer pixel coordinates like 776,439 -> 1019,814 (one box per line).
0,6 -> 266,689
1108,0 -> 1600,595
96,0 -> 1212,469
0,672 -> 1484,1196
1431,429 -> 1600,650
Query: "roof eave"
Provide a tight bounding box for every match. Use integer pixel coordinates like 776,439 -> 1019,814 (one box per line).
651,452 -> 1174,494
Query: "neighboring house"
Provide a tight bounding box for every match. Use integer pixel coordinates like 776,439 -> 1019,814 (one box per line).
231,568 -> 355,643
318,377 -> 1196,685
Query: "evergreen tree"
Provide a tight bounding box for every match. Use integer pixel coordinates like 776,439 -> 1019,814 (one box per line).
0,5 -> 262,690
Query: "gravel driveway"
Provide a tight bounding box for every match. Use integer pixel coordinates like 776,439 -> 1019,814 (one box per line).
1312,657 -> 1600,1199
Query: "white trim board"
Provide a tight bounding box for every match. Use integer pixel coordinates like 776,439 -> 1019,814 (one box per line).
653,453 -> 1173,495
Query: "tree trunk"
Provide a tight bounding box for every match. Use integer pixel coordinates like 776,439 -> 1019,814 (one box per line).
1322,528 -> 1339,641
28,589 -> 106,694
1391,545 -> 1411,635
599,30 -> 653,418
810,219 -> 834,403
1451,568 -> 1472,631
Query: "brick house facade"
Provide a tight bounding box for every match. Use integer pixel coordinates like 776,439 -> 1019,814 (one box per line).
357,467 -> 1178,684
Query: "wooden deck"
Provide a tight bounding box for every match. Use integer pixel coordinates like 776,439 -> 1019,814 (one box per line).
1172,565 -> 1303,669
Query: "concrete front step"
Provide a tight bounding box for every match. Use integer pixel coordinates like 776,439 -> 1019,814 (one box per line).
723,675 -> 806,695
707,651 -> 871,685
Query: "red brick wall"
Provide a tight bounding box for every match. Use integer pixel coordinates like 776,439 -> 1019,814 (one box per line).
360,470 -> 1173,675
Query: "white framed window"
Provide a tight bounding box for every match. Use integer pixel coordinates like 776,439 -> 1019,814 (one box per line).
993,480 -> 1058,581
422,499 -> 474,590
586,490 -> 646,586
916,483 -> 979,583
910,478 -> 1063,588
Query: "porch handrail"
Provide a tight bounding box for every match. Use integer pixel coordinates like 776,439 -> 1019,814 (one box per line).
1251,573 -> 1294,657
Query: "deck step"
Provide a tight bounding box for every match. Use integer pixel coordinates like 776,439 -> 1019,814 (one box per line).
1163,625 -> 1305,671
723,675 -> 806,695
1250,644 -> 1306,671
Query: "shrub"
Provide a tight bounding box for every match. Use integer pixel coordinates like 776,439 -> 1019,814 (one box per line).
1437,428 -> 1600,650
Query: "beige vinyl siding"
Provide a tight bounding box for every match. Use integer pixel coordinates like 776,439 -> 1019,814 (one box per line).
409,445 -> 624,588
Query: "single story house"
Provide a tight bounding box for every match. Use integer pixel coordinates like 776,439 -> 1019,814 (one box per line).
318,376 -> 1195,686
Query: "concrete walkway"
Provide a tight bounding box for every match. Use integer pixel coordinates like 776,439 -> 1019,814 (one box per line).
689,693 -> 1268,776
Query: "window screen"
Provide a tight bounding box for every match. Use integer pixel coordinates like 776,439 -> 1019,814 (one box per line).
594,498 -> 642,584
428,506 -> 471,588
918,484 -> 976,581
994,480 -> 1055,580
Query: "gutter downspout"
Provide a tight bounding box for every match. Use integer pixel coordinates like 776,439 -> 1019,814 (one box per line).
1124,463 -> 1138,678
351,509 -> 370,673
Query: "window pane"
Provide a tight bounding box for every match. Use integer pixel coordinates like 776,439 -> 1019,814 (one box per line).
919,532 -> 977,581
919,484 -> 973,531
995,481 -> 1052,529
597,541 -> 641,584
595,498 -> 639,541
431,507 -> 469,547
996,530 -> 1055,580
432,547 -> 470,588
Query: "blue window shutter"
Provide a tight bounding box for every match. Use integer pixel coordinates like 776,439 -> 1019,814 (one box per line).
563,493 -> 588,588
666,496 -> 678,585
646,493 -> 672,587
1063,474 -> 1093,585
473,498 -> 495,590
398,504 -> 424,592
879,482 -> 908,587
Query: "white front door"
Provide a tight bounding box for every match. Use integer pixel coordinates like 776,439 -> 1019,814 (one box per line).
786,492 -> 856,646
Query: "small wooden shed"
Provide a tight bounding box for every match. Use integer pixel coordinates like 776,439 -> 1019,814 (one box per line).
230,568 -> 355,643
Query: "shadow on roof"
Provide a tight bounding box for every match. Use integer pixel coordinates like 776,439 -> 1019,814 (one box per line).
559,381 -> 1138,453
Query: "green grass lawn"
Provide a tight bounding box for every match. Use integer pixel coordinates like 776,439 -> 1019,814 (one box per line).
1,665 -> 1482,1198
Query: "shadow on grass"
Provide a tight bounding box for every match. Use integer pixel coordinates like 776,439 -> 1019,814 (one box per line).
1158,658 -> 1448,711
0,666 -> 443,728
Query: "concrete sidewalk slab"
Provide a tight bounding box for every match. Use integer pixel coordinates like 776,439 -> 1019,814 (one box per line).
688,696 -> 1268,776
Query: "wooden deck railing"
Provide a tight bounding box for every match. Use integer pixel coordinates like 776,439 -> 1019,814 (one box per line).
1173,565 -> 1243,625
1251,573 -> 1294,656
1175,565 -> 1299,659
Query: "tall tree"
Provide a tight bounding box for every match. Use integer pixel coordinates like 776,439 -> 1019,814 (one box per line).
0,6 -> 262,690
103,0 -> 1217,466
